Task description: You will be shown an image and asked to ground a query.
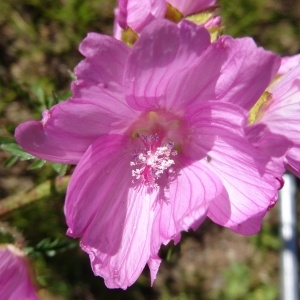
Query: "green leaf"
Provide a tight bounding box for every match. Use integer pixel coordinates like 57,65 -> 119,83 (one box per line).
4,155 -> 19,168
27,159 -> 46,170
0,136 -> 16,145
51,163 -> 68,176
28,238 -> 77,258
67,69 -> 76,80
1,143 -> 35,160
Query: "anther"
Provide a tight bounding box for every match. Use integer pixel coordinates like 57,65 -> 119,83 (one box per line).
130,134 -> 177,193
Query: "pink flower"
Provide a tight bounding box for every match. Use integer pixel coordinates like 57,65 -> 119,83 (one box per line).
16,21 -> 282,288
248,64 -> 300,177
114,0 -> 220,42
0,245 -> 39,300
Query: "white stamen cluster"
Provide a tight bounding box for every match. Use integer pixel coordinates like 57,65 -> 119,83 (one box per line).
130,135 -> 177,192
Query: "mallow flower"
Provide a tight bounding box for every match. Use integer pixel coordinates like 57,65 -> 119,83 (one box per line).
0,245 -> 39,300
248,64 -> 300,177
16,20 -> 282,289
114,0 -> 220,44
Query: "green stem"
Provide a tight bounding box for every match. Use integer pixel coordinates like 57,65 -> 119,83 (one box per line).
0,176 -> 70,216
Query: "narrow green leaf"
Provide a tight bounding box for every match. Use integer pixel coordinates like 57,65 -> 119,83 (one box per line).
1,143 -> 35,160
4,155 -> 19,168
67,69 -> 76,80
166,247 -> 173,262
0,136 -> 16,145
27,159 -> 46,170
51,163 -> 68,176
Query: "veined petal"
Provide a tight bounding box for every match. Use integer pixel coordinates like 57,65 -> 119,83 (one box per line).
166,36 -> 280,110
270,64 -> 300,100
65,134 -> 160,289
168,0 -> 217,16
151,159 -> 222,253
0,245 -> 39,300
65,134 -> 132,237
117,0 -> 166,32
215,37 -> 280,109
72,33 -> 130,101
278,54 -> 300,75
165,36 -> 229,110
186,101 -> 282,235
125,19 -> 211,111
15,98 -> 136,164
171,160 -> 221,231
81,189 -> 158,289
260,65 -> 300,175
246,123 -> 292,165
285,152 -> 300,177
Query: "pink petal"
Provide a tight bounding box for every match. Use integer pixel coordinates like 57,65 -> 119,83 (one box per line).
147,255 -> 161,286
165,35 -> 229,110
186,101 -> 282,235
271,64 -> 300,99
204,15 -> 221,28
285,152 -> 300,177
260,65 -> 300,176
16,33 -> 138,164
80,189 -> 159,289
15,98 -> 136,164
65,134 -> 160,289
278,54 -> 300,75
246,123 -> 292,165
113,8 -> 123,40
65,134 -> 131,236
72,32 -> 130,102
215,37 -> 280,109
168,0 -> 217,16
117,0 -> 166,32
125,20 -> 211,111
116,0 -> 128,29
151,159 -> 222,253
167,36 -> 281,110
0,245 -> 39,300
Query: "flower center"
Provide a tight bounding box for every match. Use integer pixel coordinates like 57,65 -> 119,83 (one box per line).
128,110 -> 185,193
130,134 -> 177,193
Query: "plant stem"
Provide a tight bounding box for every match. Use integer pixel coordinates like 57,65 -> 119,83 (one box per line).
0,176 -> 70,215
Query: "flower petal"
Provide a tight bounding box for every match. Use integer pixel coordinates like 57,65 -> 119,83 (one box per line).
125,19 -> 211,111
261,65 -> 300,176
278,54 -> 300,75
151,159 -> 222,253
168,0 -> 217,16
117,0 -> 166,32
65,134 -> 132,237
186,101 -> 282,235
165,36 -> 229,110
0,245 -> 38,300
15,98 -> 136,164
246,123 -> 292,165
167,36 -> 280,110
72,32 -> 130,102
80,189 -> 159,289
65,134 -> 160,289
215,37 -> 280,109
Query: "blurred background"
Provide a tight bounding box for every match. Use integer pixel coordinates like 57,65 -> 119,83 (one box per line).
0,0 -> 299,299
